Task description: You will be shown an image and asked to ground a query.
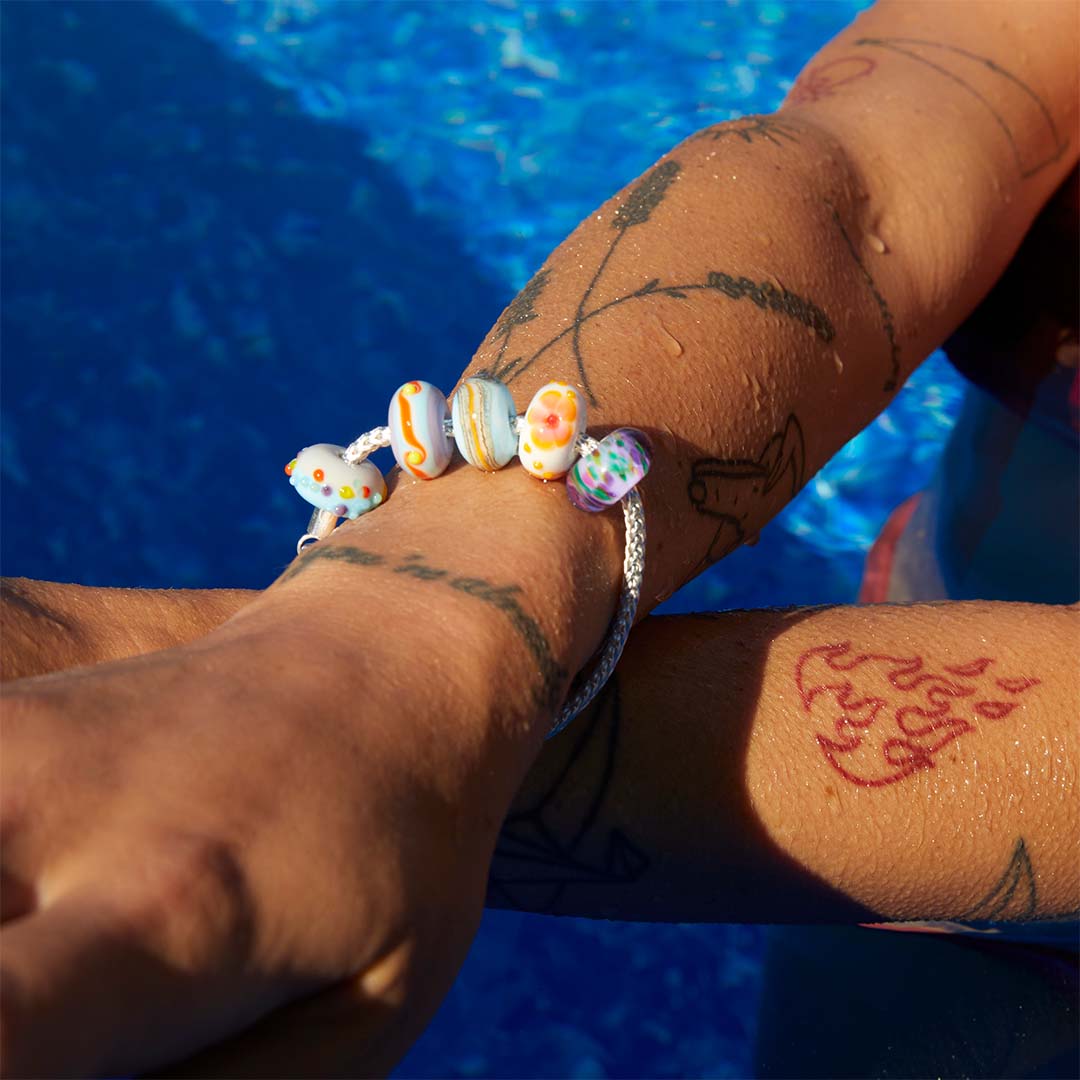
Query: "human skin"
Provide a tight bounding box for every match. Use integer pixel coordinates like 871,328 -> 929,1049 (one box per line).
1,1 -> 1078,1076
490,602 -> 1079,924
8,587 -> 1077,924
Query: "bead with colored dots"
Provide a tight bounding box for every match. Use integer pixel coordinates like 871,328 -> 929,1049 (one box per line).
518,380 -> 587,479
567,428 -> 652,513
388,380 -> 454,480
287,443 -> 387,521
451,377 -> 518,472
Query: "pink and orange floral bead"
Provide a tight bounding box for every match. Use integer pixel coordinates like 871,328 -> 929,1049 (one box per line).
517,380 -> 587,479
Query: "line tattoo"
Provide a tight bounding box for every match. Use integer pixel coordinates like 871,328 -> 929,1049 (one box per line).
959,837 -> 1037,922
476,147 -> 835,405
480,160 -> 683,403
570,160 -> 682,401
691,114 -> 801,148
278,546 -> 567,711
855,37 -> 1068,179
829,204 -> 899,392
0,579 -> 75,633
795,645 -> 1040,787
478,266 -> 833,400
787,56 -> 877,106
687,414 -> 806,566
488,676 -> 650,914
487,266 -> 552,382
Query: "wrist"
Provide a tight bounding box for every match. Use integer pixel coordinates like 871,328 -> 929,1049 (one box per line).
260,461 -> 625,736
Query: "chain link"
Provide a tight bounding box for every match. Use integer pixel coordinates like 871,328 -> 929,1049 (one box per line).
547,487 -> 645,739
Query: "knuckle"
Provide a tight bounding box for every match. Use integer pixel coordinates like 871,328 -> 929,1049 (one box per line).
121,835 -> 255,973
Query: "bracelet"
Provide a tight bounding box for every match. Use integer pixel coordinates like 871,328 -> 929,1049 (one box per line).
285,378 -> 650,737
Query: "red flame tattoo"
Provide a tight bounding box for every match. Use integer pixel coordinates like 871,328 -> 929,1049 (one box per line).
795,644 -> 1039,787
788,56 -> 877,106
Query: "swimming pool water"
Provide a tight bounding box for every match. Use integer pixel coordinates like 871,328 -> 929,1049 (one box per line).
0,2 -> 963,1075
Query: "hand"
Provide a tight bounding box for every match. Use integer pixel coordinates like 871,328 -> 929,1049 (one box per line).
0,600 -> 514,1078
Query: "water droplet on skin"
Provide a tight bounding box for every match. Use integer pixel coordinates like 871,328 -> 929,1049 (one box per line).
749,374 -> 762,412
652,315 -> 684,357
740,371 -> 750,387
758,233 -> 772,247
833,350 -> 844,374
867,233 -> 887,254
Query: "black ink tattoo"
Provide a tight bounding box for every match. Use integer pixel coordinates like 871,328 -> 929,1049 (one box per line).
476,134 -> 834,406
478,161 -> 685,401
488,676 -> 650,914
0,579 -> 74,633
278,547 -> 567,711
486,266 -> 552,383
688,414 -> 806,566
829,205 -> 899,392
611,159 -> 682,230
959,837 -> 1037,921
573,161 -> 682,402
856,37 -> 1068,179
480,267 -> 834,395
704,271 -> 834,341
277,545 -> 386,583
691,114 -> 801,148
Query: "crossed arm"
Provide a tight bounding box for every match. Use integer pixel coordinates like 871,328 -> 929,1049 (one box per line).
8,581 -> 1077,927
1,1 -> 1077,1075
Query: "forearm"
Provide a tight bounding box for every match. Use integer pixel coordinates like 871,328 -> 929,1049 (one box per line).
264,121 -> 926,743
270,4 -> 1076,728
0,578 -> 253,680
491,602 -> 1079,923
783,0 -> 1079,346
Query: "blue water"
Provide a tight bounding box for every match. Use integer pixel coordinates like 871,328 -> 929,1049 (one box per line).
0,1 -> 963,1076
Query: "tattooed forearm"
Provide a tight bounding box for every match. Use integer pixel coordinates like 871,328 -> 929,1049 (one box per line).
568,161 -> 682,401
480,266 -> 834,394
476,145 -> 836,404
279,545 -> 567,710
795,644 -> 1040,787
688,414 -> 806,566
854,37 -> 1068,179
482,161 -> 684,402
488,676 -> 650,915
829,205 -> 899,392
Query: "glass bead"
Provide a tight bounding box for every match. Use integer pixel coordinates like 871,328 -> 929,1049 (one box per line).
567,428 -> 651,512
518,381 -> 586,479
388,380 -> 453,479
451,377 -> 518,471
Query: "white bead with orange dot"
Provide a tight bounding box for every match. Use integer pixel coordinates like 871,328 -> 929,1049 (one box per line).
517,380 -> 587,479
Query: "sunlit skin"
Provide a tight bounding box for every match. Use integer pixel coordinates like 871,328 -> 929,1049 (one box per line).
1,1 -> 1077,1075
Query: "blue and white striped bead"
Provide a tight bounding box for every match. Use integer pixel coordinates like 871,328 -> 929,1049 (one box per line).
451,378 -> 518,472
